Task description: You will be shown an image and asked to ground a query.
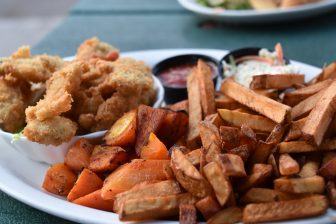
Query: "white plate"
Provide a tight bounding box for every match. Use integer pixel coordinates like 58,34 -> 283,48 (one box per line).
0,49 -> 333,224
177,0 -> 336,23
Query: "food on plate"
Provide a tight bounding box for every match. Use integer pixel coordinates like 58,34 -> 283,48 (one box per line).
198,0 -> 322,10
0,37 -> 157,146
42,50 -> 336,223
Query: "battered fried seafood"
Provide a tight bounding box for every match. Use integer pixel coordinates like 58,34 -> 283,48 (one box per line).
76,37 -> 119,61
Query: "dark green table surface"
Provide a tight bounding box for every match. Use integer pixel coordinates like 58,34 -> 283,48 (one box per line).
1,0 -> 336,223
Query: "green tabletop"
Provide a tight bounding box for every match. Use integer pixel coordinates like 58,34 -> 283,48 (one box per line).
1,0 -> 336,223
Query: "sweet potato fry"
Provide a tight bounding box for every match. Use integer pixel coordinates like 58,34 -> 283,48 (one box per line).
217,153 -> 246,177
64,138 -> 94,172
220,78 -> 291,123
236,163 -> 273,193
113,180 -> 182,213
88,145 -> 128,173
42,163 -> 77,196
101,159 -> 170,199
250,74 -> 304,90
299,154 -> 320,178
195,196 -> 221,220
119,193 -> 197,221
67,169 -> 103,201
185,148 -> 201,166
171,147 -> 213,198
302,80 -> 336,146
243,195 -> 328,223
207,207 -> 243,224
179,203 -> 197,224
73,189 -> 114,211
218,109 -> 276,132
283,79 -> 332,106
326,180 -> 336,208
274,176 -> 325,194
135,105 -> 167,155
241,188 -> 302,204
140,132 -> 169,160
279,153 -> 300,176
103,109 -> 137,146
196,59 -> 216,116
203,161 -> 232,206
198,121 -> 222,162
187,69 -> 202,148
156,110 -> 188,148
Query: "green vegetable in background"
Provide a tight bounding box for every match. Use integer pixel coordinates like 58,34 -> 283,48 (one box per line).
197,0 -> 251,10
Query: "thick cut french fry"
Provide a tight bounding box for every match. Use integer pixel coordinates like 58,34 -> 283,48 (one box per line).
298,154 -> 320,178
179,203 -> 197,224
265,123 -> 285,144
322,152 -> 336,166
215,96 -> 242,110
268,154 -> 280,177
195,196 -> 221,220
171,148 -> 212,198
241,188 -> 304,204
318,156 -> 336,179
113,180 -> 182,213
243,195 -> 328,223
326,180 -> 336,208
196,59 -> 216,116
254,89 -> 279,100
249,141 -> 275,165
228,144 -> 250,162
274,176 -> 325,194
250,74 -> 304,90
279,153 -> 300,176
204,113 -> 225,128
207,207 -> 243,224
218,109 -> 276,132
302,80 -> 336,146
185,148 -> 201,166
283,79 -> 332,106
219,126 -> 240,150
217,154 -> 246,177
278,141 -> 316,153
291,89 -> 325,120
187,69 -> 202,148
284,118 -> 306,141
220,78 -> 291,123
203,162 -> 232,206
169,99 -> 188,112
236,164 -> 273,193
310,62 -> 336,83
198,121 -> 222,163
119,193 -> 197,221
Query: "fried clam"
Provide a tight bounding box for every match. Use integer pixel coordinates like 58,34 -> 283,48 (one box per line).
76,37 -> 119,61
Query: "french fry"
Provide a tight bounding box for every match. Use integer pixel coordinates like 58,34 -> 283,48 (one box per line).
196,59 -> 216,116
215,95 -> 242,110
187,69 -> 202,148
179,203 -> 197,224
195,196 -> 221,220
254,89 -> 279,100
298,154 -> 320,178
204,113 -> 225,128
250,74 -> 304,90
243,195 -> 328,223
216,153 -> 246,177
67,168 -> 103,201
207,207 -> 243,224
101,159 -> 170,199
113,180 -> 182,213
309,62 -> 336,83
228,144 -> 250,162
274,175 -> 325,194
284,118 -> 306,141
169,99 -> 188,112
88,145 -> 128,173
185,148 -> 201,166
326,180 -> 336,208
220,78 -> 291,123
265,123 -> 285,144
219,126 -> 240,150
322,152 -> 336,165
291,88 -> 325,120
241,188 -> 303,204
302,80 -> 336,146
218,109 -> 276,132
249,140 -> 275,165
279,153 -> 300,176
198,121 -> 222,163
135,105 -> 167,155
103,109 -> 137,146
64,138 -> 94,172
203,161 -> 232,206
278,141 -> 316,153
268,154 -> 280,177
236,164 -> 273,193
283,79 -> 332,106
119,193 -> 197,221
318,155 -> 336,179
170,148 -> 213,198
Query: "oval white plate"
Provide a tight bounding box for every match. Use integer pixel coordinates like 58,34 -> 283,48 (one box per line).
0,49 -> 334,224
177,0 -> 336,23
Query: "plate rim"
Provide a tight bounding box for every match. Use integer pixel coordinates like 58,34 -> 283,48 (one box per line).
0,48 -> 331,224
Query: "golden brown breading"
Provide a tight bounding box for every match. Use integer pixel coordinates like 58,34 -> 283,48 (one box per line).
76,37 -> 119,61
25,62 -> 83,121
0,79 -> 26,132
23,116 -> 77,146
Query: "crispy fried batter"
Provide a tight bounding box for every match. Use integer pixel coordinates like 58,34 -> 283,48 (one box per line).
76,37 -> 119,61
